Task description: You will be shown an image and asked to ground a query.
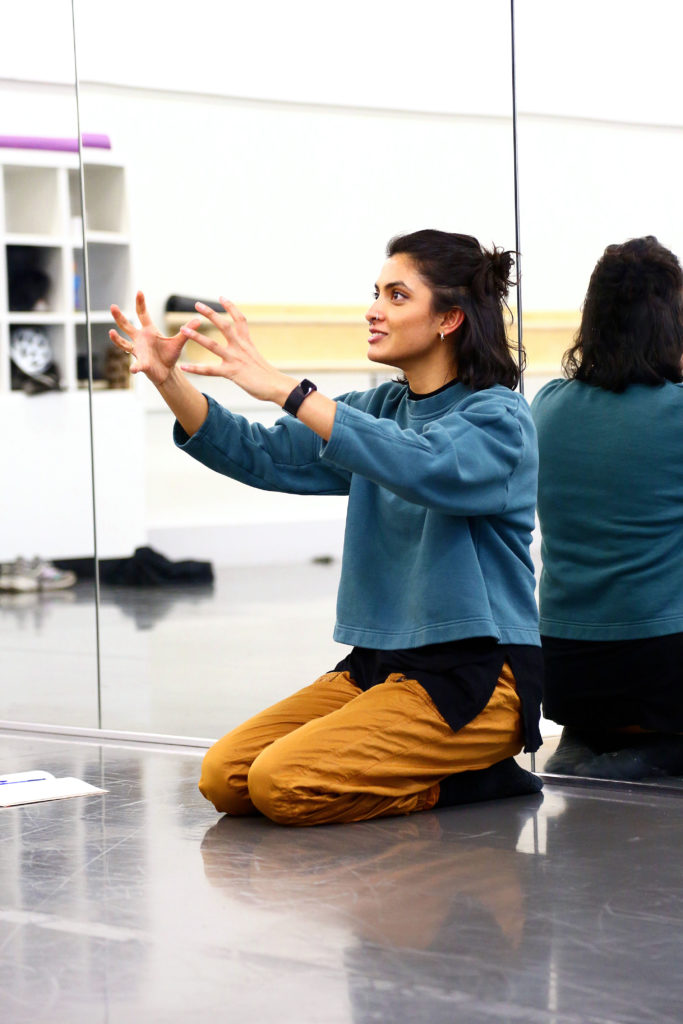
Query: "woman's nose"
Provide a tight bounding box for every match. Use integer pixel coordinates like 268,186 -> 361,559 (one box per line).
366,305 -> 381,323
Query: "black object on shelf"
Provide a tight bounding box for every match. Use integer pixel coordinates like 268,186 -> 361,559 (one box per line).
11,360 -> 60,394
165,294 -> 224,313
7,246 -> 51,311
10,325 -> 61,393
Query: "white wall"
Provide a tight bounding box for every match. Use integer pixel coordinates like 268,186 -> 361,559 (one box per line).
518,116 -> 683,311
516,0 -> 683,127
12,0 -> 682,127
74,85 -> 516,319
0,0 -> 76,86
514,0 -> 683,311
72,0 -> 514,118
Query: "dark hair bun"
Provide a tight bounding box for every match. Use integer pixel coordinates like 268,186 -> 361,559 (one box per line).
472,246 -> 515,300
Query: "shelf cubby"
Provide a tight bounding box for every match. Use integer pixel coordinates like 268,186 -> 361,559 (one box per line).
82,163 -> 127,233
76,321 -> 123,384
84,241 -> 131,312
6,243 -> 64,313
1,151 -> 132,396
3,165 -> 63,236
8,321 -> 66,390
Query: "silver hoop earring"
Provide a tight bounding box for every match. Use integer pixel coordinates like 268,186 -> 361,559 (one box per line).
439,332 -> 445,342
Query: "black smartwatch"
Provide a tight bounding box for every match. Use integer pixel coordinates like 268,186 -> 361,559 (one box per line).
284,378 -> 317,417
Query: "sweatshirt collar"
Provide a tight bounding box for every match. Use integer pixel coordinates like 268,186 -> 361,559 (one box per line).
407,377 -> 460,401
404,378 -> 469,417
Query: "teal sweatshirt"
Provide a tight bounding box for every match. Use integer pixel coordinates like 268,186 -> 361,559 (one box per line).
531,378 -> 683,640
174,381 -> 540,649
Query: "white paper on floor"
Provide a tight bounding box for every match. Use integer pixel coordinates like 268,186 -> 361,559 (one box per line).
0,771 -> 107,807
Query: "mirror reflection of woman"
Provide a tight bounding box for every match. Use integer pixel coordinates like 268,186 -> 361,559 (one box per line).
110,229 -> 543,826
532,236 -> 683,779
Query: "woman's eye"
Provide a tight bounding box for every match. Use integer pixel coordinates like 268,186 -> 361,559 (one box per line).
392,290 -> 406,301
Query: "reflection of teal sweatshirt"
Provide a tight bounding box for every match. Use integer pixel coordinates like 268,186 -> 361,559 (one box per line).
174,381 -> 540,649
532,378 -> 683,639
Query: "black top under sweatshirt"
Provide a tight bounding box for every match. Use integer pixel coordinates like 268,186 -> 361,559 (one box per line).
334,638 -> 543,753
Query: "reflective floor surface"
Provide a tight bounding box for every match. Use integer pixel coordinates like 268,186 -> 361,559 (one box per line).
2,732 -> 683,1023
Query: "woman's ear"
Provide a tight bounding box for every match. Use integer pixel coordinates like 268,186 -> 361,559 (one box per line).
442,308 -> 465,336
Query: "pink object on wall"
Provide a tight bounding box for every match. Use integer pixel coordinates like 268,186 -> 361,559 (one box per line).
0,133 -> 111,152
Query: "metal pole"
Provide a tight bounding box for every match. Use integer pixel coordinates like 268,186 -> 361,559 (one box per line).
510,0 -> 524,397
71,0 -> 103,729
510,0 -> 536,773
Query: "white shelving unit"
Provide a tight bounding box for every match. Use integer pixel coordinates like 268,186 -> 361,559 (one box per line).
0,148 -> 132,391
0,147 -> 145,560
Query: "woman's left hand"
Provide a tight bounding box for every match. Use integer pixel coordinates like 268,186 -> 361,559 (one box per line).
180,298 -> 294,405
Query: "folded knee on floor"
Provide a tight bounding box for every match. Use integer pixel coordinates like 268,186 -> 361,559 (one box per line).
198,747 -> 254,815
247,751 -> 319,825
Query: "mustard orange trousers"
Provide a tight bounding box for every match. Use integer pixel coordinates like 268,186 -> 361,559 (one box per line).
199,664 -> 524,826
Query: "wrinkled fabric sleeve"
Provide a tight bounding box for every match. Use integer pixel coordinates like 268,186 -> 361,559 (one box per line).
174,394 -> 351,495
321,391 -> 528,515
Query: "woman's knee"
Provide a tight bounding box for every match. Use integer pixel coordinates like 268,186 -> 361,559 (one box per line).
198,741 -> 256,816
247,744 -> 317,826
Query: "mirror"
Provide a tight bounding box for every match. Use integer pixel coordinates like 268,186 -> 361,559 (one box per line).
0,1 -> 99,729
72,0 -> 518,737
516,0 -> 683,785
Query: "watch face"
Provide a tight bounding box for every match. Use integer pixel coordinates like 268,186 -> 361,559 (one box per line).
10,327 -> 53,375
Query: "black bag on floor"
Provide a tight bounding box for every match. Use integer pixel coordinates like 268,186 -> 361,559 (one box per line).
55,546 -> 214,587
100,546 -> 213,586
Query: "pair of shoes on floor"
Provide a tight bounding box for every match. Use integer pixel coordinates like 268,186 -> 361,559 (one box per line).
544,727 -> 598,775
0,556 -> 77,593
436,757 -> 543,808
576,734 -> 683,781
545,727 -> 683,781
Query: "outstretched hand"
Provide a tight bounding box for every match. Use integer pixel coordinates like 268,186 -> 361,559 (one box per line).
179,298 -> 292,404
109,292 -> 201,387
112,291 -> 335,438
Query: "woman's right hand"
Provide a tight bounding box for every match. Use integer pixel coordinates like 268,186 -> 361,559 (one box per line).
109,291 -> 201,386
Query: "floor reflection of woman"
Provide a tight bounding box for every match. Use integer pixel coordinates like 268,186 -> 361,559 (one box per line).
532,236 -> 683,779
199,807 -> 543,1024
110,229 -> 543,825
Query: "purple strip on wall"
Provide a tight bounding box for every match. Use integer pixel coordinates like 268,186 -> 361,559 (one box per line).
0,134 -> 111,152
82,133 -> 111,149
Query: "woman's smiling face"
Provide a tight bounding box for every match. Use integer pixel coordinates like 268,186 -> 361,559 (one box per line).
365,253 -> 461,388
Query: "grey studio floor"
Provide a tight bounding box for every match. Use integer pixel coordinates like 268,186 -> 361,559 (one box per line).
2,564 -> 683,1023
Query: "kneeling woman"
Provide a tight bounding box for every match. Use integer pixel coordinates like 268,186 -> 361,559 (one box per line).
110,229 -> 543,825
532,236 -> 683,779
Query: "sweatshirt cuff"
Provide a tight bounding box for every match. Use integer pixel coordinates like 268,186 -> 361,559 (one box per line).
319,400 -> 354,466
173,393 -> 216,449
